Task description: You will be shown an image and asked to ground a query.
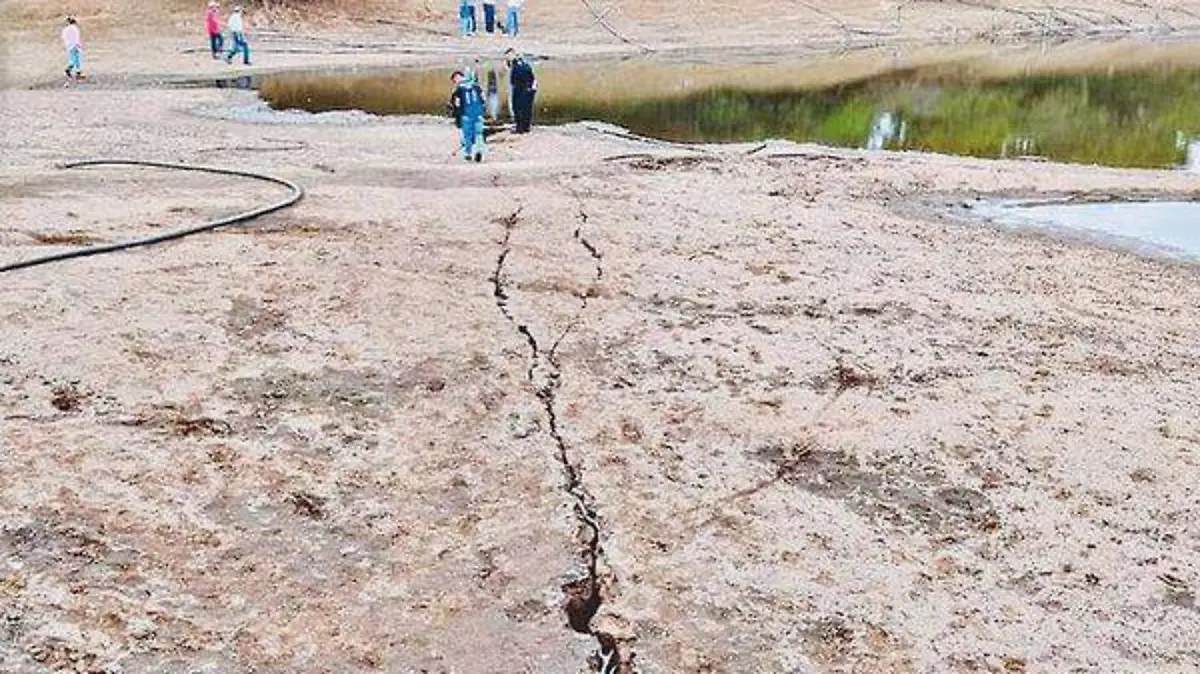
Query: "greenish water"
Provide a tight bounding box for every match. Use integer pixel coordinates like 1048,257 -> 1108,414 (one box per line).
259,60 -> 1200,169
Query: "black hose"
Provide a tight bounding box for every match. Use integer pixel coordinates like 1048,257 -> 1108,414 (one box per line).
1,159 -> 305,274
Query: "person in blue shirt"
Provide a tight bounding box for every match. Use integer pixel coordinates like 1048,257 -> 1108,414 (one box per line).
458,0 -> 474,36
448,70 -> 487,162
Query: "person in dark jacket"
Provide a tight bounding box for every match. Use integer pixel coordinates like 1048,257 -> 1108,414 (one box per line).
448,70 -> 487,162
507,49 -> 537,134
483,2 -> 497,33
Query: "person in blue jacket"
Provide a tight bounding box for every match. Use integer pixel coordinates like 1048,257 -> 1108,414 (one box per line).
506,49 -> 537,133
458,0 -> 474,36
448,70 -> 486,162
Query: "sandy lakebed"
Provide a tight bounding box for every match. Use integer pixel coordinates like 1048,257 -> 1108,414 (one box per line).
3,4 -> 1200,673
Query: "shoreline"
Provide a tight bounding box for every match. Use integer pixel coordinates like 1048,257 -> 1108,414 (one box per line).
17,32 -> 1200,92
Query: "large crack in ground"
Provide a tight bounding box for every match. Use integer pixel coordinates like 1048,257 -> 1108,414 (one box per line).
489,202 -> 632,672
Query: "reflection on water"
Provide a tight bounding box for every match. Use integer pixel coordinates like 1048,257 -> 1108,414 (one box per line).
1172,131 -> 1199,171
259,58 -> 1200,169
866,111 -> 905,150
980,201 -> 1200,262
1000,134 -> 1037,159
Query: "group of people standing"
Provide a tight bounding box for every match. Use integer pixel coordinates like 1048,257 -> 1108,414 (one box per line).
62,2 -> 525,82
205,1 -> 252,65
448,49 -> 538,162
60,1 -> 249,81
59,2 -> 536,165
459,0 -> 524,38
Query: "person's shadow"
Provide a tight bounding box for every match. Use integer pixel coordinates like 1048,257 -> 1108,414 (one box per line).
215,75 -> 254,90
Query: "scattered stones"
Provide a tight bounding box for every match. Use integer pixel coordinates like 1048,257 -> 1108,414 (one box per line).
288,490 -> 328,520
49,381 -> 86,413
1129,467 -> 1157,483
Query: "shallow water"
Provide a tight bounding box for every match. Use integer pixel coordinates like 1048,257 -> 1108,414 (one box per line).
258,55 -> 1200,169
979,201 -> 1200,262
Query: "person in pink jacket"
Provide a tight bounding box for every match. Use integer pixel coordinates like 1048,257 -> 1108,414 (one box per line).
205,1 -> 224,58
61,17 -> 83,80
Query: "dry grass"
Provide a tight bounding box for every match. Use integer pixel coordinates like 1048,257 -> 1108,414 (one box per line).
28,231 -> 104,245
237,0 -> 431,26
3,0 -> 184,31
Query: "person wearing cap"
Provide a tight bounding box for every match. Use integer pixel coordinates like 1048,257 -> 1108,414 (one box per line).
224,5 -> 251,65
205,1 -> 224,59
61,17 -> 83,80
448,70 -> 487,162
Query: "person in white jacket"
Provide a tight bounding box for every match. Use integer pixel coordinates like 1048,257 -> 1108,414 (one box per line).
224,6 -> 251,65
61,17 -> 83,80
504,0 -> 523,36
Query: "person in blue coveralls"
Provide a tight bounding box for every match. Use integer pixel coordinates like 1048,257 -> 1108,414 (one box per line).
448,70 -> 487,162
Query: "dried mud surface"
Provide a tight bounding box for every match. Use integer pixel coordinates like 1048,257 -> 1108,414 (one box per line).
3,12 -> 1200,672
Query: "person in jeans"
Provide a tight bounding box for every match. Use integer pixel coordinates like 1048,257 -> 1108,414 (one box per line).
448,70 -> 487,162
224,5 -> 251,65
505,0 -> 523,36
205,1 -> 224,59
507,49 -> 536,133
482,2 -> 497,34
458,0 -> 473,36
61,17 -> 83,80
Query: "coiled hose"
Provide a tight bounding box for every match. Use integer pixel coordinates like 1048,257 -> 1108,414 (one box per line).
1,159 -> 305,274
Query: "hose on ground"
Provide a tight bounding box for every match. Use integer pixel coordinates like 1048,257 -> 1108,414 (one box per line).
1,159 -> 305,274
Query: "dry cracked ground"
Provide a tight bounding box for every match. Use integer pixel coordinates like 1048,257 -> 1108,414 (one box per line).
1,81 -> 1199,673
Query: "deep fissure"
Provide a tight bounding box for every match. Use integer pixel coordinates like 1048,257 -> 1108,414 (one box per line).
488,203 -> 630,672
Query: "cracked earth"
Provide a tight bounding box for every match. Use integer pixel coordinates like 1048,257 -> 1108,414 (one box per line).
491,202 -> 628,671
3,6 -> 1200,669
